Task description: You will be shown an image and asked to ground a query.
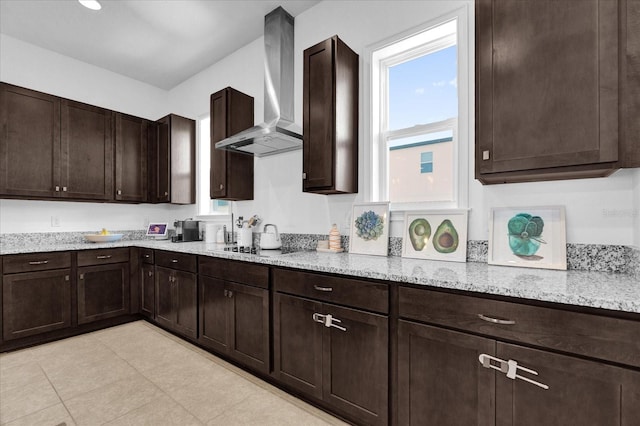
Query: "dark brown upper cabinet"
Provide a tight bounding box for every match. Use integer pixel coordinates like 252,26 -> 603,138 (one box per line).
0,83 -> 113,200
210,87 -> 254,201
1,83 -> 60,198
303,36 -> 358,194
622,0 -> 640,166
476,0 -> 640,184
115,113 -> 148,202
61,100 -> 113,200
150,114 -> 195,204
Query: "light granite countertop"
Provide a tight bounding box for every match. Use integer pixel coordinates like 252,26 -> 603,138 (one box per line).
1,240 -> 639,315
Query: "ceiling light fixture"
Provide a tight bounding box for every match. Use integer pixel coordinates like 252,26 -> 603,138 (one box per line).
78,0 -> 102,11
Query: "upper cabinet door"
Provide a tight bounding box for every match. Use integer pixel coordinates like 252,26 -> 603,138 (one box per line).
303,36 -> 358,194
115,113 -> 148,202
210,87 -> 254,201
476,0 -> 621,183
60,100 -> 113,200
0,83 -> 60,198
622,1 -> 640,167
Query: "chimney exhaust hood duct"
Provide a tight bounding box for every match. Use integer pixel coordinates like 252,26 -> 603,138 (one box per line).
215,7 -> 302,157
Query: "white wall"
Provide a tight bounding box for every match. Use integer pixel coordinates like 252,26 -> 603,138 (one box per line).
168,0 -> 638,245
0,34 -> 196,234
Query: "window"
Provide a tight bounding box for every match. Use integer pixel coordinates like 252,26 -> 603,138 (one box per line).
420,152 -> 433,174
197,115 -> 230,217
365,7 -> 469,211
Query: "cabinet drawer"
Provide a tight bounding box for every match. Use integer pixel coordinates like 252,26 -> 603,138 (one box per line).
77,248 -> 129,266
199,257 -> 268,289
3,252 -> 71,274
155,250 -> 196,273
399,286 -> 640,368
273,268 -> 388,314
139,248 -> 154,264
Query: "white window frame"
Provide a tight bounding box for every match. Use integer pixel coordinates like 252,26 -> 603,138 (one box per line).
196,113 -> 231,220
363,6 -> 470,219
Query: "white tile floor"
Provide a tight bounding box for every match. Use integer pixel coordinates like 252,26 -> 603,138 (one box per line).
0,321 -> 348,426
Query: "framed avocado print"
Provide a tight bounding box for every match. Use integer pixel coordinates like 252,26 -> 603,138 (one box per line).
488,206 -> 567,270
349,202 -> 390,256
401,209 -> 468,262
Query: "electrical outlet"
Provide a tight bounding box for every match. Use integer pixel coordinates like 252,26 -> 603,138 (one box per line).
51,216 -> 60,227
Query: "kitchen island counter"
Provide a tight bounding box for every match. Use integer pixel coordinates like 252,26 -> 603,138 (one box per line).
1,239 -> 638,315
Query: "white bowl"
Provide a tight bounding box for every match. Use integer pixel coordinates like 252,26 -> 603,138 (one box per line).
84,234 -> 124,243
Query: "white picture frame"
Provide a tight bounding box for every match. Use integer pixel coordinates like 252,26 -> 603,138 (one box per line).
401,209 -> 468,262
349,202 -> 390,256
488,206 -> 567,270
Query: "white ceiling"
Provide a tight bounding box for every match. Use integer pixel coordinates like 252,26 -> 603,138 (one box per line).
0,0 -> 320,90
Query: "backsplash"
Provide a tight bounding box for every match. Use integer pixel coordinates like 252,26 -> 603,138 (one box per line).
1,231 -> 637,275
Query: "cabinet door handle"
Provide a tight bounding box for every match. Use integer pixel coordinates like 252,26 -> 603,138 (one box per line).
224,289 -> 228,297
65,275 -> 70,281
79,273 -> 84,280
219,184 -> 224,190
117,189 -> 122,195
96,255 -> 112,260
478,314 -> 515,325
164,191 -> 169,196
228,290 -> 233,298
313,285 -> 333,292
478,354 -> 548,390
148,271 -> 153,277
55,185 -> 60,192
171,259 -> 179,263
28,260 -> 49,265
62,186 -> 67,192
302,172 -> 307,180
143,254 -> 150,259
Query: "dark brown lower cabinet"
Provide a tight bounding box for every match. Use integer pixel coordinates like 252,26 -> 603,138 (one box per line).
199,276 -> 269,373
2,269 -> 72,340
140,263 -> 155,319
77,263 -> 130,324
398,319 -> 640,426
398,321 -> 495,426
495,343 -> 640,426
155,266 -> 197,339
274,292 -> 388,426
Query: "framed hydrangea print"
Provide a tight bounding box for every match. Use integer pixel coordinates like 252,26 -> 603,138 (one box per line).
488,206 -> 567,270
349,202 -> 390,256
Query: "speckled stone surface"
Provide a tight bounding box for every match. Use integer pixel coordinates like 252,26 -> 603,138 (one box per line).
629,247 -> 640,278
466,240 -> 488,263
0,230 -> 149,246
1,236 -> 638,314
566,243 -> 630,273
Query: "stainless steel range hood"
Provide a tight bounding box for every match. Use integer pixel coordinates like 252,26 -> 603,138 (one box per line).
215,7 -> 302,157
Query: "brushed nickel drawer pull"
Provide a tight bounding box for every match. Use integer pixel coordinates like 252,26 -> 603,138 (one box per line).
96,255 -> 112,260
79,273 -> 84,280
28,260 -> 49,265
313,285 -> 333,292
171,259 -> 179,263
143,254 -> 150,258
478,314 -> 515,325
